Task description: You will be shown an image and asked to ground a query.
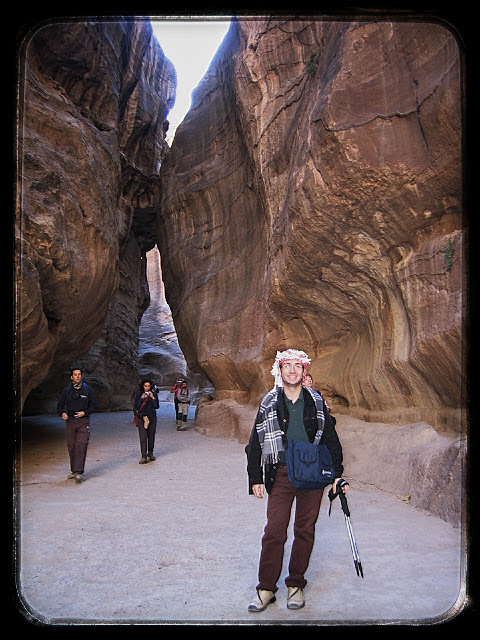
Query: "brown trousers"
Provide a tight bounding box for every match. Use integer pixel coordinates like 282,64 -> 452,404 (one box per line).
65,417 -> 90,474
257,465 -> 324,592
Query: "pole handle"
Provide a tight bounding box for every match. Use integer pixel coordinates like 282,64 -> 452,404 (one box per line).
328,479 -> 349,516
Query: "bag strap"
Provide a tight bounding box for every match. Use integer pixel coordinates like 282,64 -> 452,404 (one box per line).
303,387 -> 326,445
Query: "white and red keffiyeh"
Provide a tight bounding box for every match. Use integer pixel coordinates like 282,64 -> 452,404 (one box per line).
270,349 -> 311,389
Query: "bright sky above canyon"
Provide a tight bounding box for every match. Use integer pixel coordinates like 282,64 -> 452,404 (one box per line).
150,18 -> 232,144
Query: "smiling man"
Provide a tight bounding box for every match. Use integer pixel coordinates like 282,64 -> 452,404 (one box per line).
246,349 -> 346,612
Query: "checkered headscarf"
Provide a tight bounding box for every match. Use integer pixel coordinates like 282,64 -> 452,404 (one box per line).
270,349 -> 311,389
255,386 -> 326,466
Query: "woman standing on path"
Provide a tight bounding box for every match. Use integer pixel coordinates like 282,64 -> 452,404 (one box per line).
134,380 -> 159,463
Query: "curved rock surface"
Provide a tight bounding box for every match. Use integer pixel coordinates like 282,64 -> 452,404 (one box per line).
159,18 -> 464,433
15,17 -> 466,525
17,20 -> 175,412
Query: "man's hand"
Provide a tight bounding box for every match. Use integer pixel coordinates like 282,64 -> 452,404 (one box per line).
74,411 -> 85,418
252,484 -> 265,499
332,478 -> 348,495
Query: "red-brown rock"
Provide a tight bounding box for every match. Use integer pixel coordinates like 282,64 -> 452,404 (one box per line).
17,20 -> 175,412
159,18 -> 464,433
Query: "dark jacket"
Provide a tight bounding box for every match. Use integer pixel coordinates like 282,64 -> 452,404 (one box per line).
246,387 -> 343,494
57,383 -> 98,418
134,390 -> 159,422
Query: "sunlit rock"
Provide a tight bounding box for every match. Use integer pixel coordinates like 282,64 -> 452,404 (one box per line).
159,18 -> 464,433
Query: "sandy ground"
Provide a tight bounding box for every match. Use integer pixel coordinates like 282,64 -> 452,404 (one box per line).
13,403 -> 467,627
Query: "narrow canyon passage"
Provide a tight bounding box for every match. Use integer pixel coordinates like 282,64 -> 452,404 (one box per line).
15,17 -> 468,623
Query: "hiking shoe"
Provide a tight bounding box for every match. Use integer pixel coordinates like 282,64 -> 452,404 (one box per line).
74,473 -> 84,483
287,587 -> 305,610
248,589 -> 276,612
139,458 -> 148,464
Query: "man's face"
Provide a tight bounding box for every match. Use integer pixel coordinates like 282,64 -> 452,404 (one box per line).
71,369 -> 82,384
280,360 -> 304,387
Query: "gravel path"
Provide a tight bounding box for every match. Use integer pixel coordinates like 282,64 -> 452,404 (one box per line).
15,405 -> 465,626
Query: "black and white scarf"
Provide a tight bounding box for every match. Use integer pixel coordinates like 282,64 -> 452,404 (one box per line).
255,386 -> 326,466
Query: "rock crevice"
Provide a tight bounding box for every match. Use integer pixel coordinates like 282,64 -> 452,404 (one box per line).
18,20 -> 175,413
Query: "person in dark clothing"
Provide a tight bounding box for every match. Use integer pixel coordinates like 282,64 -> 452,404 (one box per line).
246,349 -> 347,612
57,367 -> 98,483
134,379 -> 159,464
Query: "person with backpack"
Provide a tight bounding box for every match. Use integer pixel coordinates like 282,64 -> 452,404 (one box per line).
174,380 -> 190,430
170,377 -> 185,417
133,379 -> 159,464
245,349 -> 346,612
57,367 -> 98,483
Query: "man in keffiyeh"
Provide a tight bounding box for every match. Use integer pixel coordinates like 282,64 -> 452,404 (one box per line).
246,349 -> 346,613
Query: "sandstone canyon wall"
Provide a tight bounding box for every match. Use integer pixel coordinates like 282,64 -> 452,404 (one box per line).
14,16 -> 466,525
159,18 -> 465,436
16,19 -> 175,413
137,247 -> 213,400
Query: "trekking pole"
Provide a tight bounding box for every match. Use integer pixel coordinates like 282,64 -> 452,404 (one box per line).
328,480 -> 364,578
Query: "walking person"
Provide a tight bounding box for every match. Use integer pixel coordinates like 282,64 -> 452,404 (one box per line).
57,367 -> 98,483
246,349 -> 347,612
170,377 -> 184,417
134,380 -> 159,464
175,380 -> 190,430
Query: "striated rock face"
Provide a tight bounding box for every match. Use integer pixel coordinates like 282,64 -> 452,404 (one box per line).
17,20 -> 175,413
159,18 -> 464,434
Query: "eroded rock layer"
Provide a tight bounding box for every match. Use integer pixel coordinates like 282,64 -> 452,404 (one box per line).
159,18 -> 464,433
17,20 -> 175,412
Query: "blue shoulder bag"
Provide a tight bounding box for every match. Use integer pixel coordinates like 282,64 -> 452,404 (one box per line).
284,388 -> 335,489
285,439 -> 335,489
